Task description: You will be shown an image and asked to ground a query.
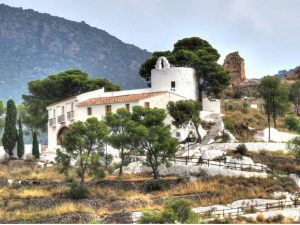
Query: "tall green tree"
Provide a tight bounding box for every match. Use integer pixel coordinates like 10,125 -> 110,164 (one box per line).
58,118 -> 108,185
258,76 -> 290,141
105,108 -> 132,176
128,106 -> 179,179
167,100 -> 202,142
0,100 -> 5,142
17,118 -> 25,159
289,81 -> 300,116
22,69 -> 120,132
32,131 -> 40,159
139,37 -> 231,99
2,100 -> 17,157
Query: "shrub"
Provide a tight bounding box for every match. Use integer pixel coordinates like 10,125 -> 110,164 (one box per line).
138,210 -> 174,224
235,144 -> 248,156
143,179 -> 170,192
66,183 -> 89,199
165,199 -> 198,223
287,137 -> 300,163
223,118 -> 235,132
285,116 -> 300,133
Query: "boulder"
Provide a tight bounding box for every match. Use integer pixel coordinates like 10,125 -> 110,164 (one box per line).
202,150 -> 225,160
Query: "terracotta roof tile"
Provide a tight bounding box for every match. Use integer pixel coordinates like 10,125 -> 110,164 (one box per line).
79,91 -> 167,106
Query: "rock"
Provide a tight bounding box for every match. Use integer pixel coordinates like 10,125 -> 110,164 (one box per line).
202,150 -> 225,160
289,174 -> 300,189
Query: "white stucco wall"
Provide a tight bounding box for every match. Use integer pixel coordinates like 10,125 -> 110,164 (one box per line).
0,144 -> 41,161
151,67 -> 198,100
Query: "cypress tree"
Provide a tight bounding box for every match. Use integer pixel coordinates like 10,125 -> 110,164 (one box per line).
2,100 -> 17,157
32,131 -> 40,159
17,119 -> 25,159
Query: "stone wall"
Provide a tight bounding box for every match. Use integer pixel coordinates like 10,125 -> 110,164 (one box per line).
223,51 -> 246,86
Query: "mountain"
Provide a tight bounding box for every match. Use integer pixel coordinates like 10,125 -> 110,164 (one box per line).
274,66 -> 298,78
0,4 -> 151,102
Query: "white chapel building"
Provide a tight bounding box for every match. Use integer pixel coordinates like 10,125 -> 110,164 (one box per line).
46,57 -> 219,151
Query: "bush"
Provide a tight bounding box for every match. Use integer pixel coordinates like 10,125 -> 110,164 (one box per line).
285,116 -> 300,133
165,199 -> 198,223
143,179 -> 171,192
223,118 -> 235,132
287,137 -> 300,163
235,144 -> 248,156
66,183 -> 89,199
139,199 -> 198,224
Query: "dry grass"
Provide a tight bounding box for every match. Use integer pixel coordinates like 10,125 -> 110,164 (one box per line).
0,165 -> 64,181
0,202 -> 95,222
0,186 -> 66,199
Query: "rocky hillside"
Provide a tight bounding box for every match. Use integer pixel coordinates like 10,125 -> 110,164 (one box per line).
0,4 -> 151,102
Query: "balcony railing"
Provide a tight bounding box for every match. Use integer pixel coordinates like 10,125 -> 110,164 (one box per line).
58,115 -> 66,124
49,118 -> 56,126
67,111 -> 75,120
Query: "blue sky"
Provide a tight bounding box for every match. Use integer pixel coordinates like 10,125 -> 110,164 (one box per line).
1,0 -> 299,78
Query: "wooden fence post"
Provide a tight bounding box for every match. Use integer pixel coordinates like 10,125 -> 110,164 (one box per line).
186,156 -> 188,165
266,203 -> 269,211
208,159 -> 210,167
223,209 -> 225,217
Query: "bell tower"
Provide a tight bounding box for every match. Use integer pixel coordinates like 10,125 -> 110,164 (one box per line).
150,57 -> 198,100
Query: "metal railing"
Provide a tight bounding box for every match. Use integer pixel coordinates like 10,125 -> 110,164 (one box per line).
49,118 -> 56,126
67,111 -> 74,120
57,115 -> 66,123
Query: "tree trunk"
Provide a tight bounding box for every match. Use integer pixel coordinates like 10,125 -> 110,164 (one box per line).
119,146 -> 124,176
152,166 -> 159,179
195,125 -> 202,143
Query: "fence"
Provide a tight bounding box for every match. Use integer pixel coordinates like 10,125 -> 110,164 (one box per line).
172,156 -> 270,173
195,199 -> 300,218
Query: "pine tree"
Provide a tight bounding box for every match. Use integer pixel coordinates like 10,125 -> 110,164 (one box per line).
17,119 -> 24,159
2,100 -> 17,157
32,131 -> 40,159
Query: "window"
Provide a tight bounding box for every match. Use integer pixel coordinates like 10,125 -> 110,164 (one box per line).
171,81 -> 176,88
125,103 -> 130,111
144,102 -> 150,109
71,102 -> 74,111
176,132 -> 181,138
106,105 -> 112,114
53,109 -> 56,118
87,107 -> 92,115
61,106 -> 64,115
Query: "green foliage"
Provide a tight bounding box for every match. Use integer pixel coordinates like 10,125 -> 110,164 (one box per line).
284,115 -> 300,133
32,131 -> 40,159
236,144 -> 248,156
59,117 -> 108,184
17,119 -> 24,159
258,76 -> 290,129
139,199 -> 197,224
22,69 -> 120,131
66,183 -> 89,199
167,100 -> 202,142
139,37 -> 231,98
232,90 -> 243,99
55,149 -> 71,180
2,100 -> 17,156
143,179 -> 171,192
127,106 -> 179,179
223,118 -> 235,132
287,137 -> 300,163
105,108 -> 132,176
0,100 -> 5,145
289,81 -> 300,116
165,199 -> 198,224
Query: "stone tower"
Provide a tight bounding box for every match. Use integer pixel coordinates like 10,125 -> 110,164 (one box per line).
223,51 -> 246,85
